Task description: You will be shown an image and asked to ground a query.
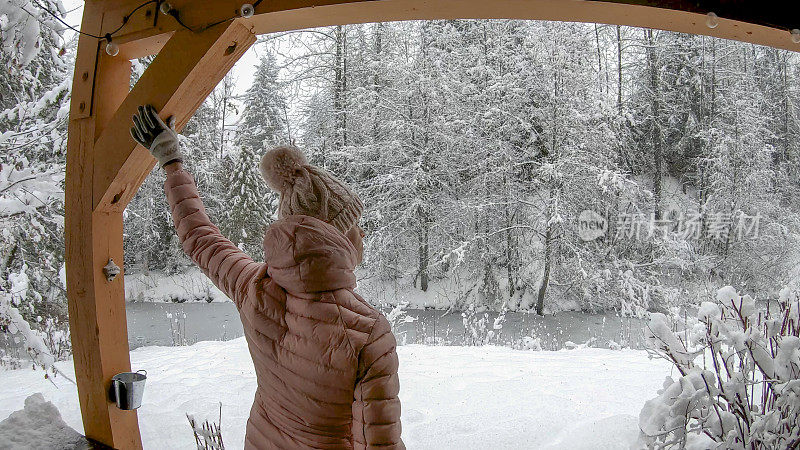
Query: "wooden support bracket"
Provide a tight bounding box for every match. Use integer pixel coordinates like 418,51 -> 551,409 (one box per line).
93,20 -> 255,213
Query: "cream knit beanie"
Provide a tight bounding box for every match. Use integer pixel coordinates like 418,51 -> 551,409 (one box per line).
259,145 -> 363,234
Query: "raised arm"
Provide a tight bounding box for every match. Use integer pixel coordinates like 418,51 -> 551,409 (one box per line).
352,314 -> 404,450
131,105 -> 263,308
163,162 -> 263,307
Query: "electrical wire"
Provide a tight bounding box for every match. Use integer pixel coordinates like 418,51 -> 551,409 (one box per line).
31,0 -> 103,39
31,0 -> 157,40
107,1 -> 158,36
167,8 -> 230,34
169,0 -> 263,33
31,0 -> 258,46
166,1 -> 255,35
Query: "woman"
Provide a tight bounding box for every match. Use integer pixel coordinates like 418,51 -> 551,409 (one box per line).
131,105 -> 404,450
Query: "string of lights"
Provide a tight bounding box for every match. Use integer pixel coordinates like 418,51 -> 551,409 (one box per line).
159,0 -> 264,32
29,0 -> 266,56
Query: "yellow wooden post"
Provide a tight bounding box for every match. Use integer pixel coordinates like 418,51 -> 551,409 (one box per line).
65,3 -> 142,445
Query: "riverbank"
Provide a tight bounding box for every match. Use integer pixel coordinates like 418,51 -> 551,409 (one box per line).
125,302 -> 648,350
125,269 -> 565,312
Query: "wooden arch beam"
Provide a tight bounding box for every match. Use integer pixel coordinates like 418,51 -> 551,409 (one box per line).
100,0 -> 800,60
66,0 -> 797,448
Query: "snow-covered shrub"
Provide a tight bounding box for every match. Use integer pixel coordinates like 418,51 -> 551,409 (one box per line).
514,335 -> 543,351
385,302 -> 417,346
1,333 -> 23,369
461,305 -> 506,346
639,286 -> 800,449
0,290 -> 55,371
167,310 -> 190,346
187,403 -> 225,450
570,247 -> 677,318
39,316 -> 70,362
493,308 -> 506,340
618,269 -> 654,317
0,262 -> 69,371
0,1 -> 65,68
563,337 -> 597,350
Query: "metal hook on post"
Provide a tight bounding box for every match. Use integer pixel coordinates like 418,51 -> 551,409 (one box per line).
103,258 -> 121,282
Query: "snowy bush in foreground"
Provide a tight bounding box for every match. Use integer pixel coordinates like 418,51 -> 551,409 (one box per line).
461,305 -> 506,346
385,302 -> 417,345
187,403 -> 225,450
639,286 -> 800,449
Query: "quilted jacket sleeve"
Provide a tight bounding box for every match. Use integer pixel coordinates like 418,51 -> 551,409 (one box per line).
164,169 -> 263,308
352,314 -> 404,449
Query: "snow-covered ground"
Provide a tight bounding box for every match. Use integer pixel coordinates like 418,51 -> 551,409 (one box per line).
1,339 -> 672,449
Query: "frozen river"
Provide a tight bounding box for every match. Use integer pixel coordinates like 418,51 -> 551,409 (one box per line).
125,302 -> 647,350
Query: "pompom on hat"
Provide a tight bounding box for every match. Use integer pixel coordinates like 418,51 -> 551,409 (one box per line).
259,145 -> 363,234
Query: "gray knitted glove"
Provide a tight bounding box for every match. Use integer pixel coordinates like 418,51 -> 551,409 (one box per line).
130,105 -> 182,167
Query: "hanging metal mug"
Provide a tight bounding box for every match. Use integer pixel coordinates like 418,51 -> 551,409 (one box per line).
110,370 -> 147,410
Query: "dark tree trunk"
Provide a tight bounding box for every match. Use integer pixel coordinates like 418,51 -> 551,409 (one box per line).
617,26 -> 623,114
333,26 -> 347,151
417,26 -> 431,293
594,24 -> 603,92
419,209 -> 429,292
645,29 -> 663,220
505,185 -> 516,298
371,23 -> 383,141
536,187 -> 556,316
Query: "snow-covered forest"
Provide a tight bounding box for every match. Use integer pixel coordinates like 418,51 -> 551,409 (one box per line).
131,22 -> 800,318
3,3 -> 800,363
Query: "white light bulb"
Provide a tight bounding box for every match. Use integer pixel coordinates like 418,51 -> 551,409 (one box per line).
159,2 -> 172,15
706,12 -> 719,29
240,4 -> 255,18
105,40 -> 119,56
792,29 -> 800,44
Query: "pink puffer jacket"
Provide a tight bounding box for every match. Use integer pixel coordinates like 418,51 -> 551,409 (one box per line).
165,169 -> 404,449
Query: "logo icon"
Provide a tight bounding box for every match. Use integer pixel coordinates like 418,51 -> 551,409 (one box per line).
578,210 -> 607,241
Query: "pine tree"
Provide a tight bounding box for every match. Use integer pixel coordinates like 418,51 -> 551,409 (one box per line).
236,53 -> 289,151
221,146 -> 276,260
216,51 -> 288,259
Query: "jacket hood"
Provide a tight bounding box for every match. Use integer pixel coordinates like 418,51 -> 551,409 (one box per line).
263,215 -> 358,293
